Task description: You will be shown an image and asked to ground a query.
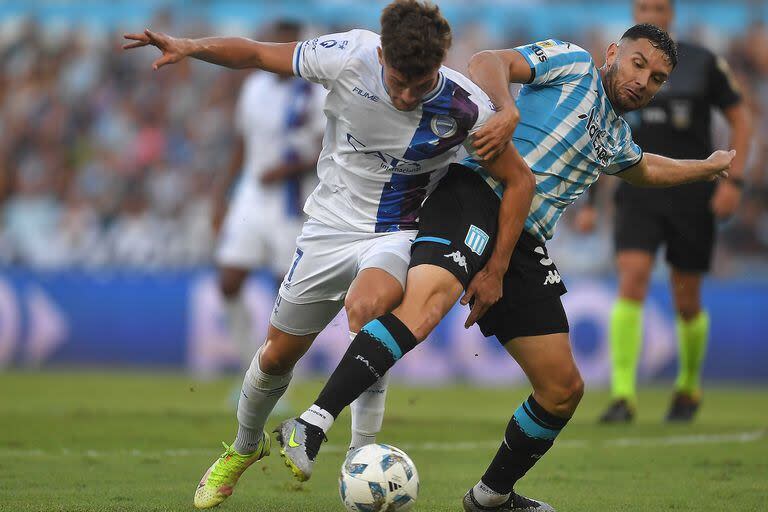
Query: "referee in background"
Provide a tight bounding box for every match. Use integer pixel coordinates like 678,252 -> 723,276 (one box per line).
586,0 -> 753,423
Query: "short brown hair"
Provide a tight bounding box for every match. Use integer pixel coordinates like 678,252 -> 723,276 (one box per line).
380,0 -> 452,78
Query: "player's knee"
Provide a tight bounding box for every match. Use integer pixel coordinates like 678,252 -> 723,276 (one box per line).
346,297 -> 388,333
407,303 -> 443,343
258,343 -> 296,376
543,371 -> 584,417
619,272 -> 649,302
673,291 -> 701,321
676,303 -> 701,322
218,273 -> 244,300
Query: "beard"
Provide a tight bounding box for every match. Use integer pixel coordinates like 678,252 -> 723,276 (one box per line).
603,63 -> 634,114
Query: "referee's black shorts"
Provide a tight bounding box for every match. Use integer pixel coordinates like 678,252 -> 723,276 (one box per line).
613,202 -> 715,273
410,163 -> 569,343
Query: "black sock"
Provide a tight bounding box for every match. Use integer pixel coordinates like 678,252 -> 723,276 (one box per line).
314,313 -> 417,418
481,395 -> 570,494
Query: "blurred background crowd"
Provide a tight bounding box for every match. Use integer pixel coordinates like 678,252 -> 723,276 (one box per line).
0,1 -> 766,276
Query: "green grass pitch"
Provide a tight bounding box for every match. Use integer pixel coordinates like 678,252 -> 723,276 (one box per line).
0,372 -> 766,511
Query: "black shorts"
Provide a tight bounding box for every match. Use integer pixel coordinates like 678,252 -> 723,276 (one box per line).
410,163 -> 569,343
613,203 -> 715,273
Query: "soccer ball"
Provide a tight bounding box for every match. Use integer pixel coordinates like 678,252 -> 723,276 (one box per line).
339,443 -> 419,512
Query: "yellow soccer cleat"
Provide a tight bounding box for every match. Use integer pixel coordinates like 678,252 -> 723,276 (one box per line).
193,433 -> 271,509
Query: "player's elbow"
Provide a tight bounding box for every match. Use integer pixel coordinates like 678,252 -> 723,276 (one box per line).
506,167 -> 536,198
468,50 -> 496,80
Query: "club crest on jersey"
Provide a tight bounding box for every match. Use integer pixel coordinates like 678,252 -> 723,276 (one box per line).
430,114 -> 458,139
464,225 -> 489,256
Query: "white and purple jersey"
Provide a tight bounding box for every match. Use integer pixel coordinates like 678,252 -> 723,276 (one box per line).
292,29 -> 496,233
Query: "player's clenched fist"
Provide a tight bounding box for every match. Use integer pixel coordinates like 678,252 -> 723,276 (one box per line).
123,29 -> 190,70
705,149 -> 736,180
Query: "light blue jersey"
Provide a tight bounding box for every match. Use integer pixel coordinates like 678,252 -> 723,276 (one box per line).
465,39 -> 643,242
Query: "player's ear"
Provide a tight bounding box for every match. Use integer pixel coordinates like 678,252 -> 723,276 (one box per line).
605,42 -> 619,67
377,46 -> 384,65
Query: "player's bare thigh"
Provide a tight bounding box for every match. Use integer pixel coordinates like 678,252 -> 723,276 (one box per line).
616,249 -> 655,302
505,332 -> 584,417
391,264 -> 464,342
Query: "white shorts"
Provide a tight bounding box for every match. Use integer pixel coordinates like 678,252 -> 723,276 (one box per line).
270,218 -> 415,336
215,182 -> 303,276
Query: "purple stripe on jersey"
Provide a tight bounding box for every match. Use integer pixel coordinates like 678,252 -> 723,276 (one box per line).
402,79 -> 479,162
374,172 -> 432,233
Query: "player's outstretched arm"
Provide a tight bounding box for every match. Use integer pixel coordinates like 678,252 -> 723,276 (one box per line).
467,50 -> 532,161
123,29 -> 296,74
461,143 -> 535,328
619,150 -> 735,188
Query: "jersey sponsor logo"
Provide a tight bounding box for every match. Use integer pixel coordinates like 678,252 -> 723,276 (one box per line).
464,225 -> 489,256
318,39 -> 348,50
352,86 -> 380,102
529,44 -> 548,62
444,250 -> 469,273
543,270 -> 562,285
533,246 -> 553,266
430,114 -> 458,139
347,133 -> 423,174
578,106 -> 613,167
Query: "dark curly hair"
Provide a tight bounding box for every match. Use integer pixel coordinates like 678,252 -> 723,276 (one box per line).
621,23 -> 678,68
380,0 -> 452,78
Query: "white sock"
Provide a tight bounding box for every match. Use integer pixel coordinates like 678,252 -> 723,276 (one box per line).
300,404 -> 335,433
349,334 -> 390,450
234,346 -> 292,454
473,480 -> 511,507
223,294 -> 253,369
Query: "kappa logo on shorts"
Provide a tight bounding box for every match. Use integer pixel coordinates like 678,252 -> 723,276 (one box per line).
464,225 -> 489,256
444,251 -> 469,273
534,246 -> 554,266
543,270 -> 562,285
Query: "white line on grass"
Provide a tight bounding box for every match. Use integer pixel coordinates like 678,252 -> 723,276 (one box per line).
0,431 -> 763,458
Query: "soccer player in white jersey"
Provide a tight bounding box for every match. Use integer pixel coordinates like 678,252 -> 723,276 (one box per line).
212,20 -> 325,372
281,25 -> 735,511
124,1 -> 534,508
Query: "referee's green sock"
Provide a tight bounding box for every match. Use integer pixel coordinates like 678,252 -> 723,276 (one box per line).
609,298 -> 643,402
675,311 -> 709,395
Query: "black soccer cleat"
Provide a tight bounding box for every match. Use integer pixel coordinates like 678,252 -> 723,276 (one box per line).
463,489 -> 555,512
598,399 -> 635,424
664,391 -> 700,423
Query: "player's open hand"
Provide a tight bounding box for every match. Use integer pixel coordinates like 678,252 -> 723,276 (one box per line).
472,107 -> 519,161
123,29 -> 190,70
705,149 -> 736,181
461,265 -> 504,329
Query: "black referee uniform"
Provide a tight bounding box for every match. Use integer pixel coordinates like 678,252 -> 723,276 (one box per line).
614,41 -> 741,272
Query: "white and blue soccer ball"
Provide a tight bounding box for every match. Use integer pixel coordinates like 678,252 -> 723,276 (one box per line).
339,443 -> 419,512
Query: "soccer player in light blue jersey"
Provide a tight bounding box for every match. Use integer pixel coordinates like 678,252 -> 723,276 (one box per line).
285,24 -> 735,511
